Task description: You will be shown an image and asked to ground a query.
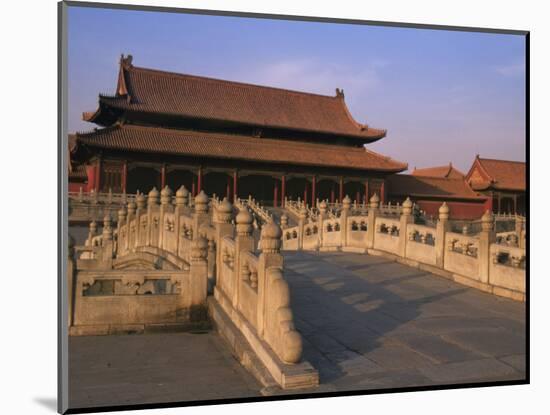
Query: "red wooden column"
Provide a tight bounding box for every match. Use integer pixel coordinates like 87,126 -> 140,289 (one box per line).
160,164 -> 166,189
281,175 -> 286,207
339,177 -> 344,202
330,187 -> 335,204
273,181 -> 278,207
191,181 -> 196,197
86,165 -> 96,193
303,183 -> 308,204
380,180 -> 386,204
122,161 -> 128,193
311,176 -> 316,207
226,176 -> 231,200
233,171 -> 238,201
365,179 -> 370,202
355,191 -> 360,204
95,158 -> 102,192
197,167 -> 203,193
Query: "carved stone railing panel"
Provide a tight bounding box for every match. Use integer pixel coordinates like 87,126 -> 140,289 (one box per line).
445,232 -> 479,258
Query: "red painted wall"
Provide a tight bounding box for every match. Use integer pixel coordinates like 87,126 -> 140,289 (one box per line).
416,200 -> 488,220
68,182 -> 86,193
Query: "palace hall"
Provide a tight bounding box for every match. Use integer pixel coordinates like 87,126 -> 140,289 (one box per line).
69,55 -> 407,206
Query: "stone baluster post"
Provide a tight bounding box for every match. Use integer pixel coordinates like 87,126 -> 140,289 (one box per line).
214,198 -> 234,293
67,234 -> 76,328
159,186 -> 173,249
435,202 -> 450,268
193,191 -> 210,237
146,187 -> 160,247
86,220 -> 97,247
234,207 -> 254,309
135,192 -> 146,248
174,186 -> 188,254
189,236 -> 209,315
515,215 -> 523,239
367,193 -> 379,250
101,214 -> 114,264
341,195 -> 351,248
399,197 -> 414,257
298,205 -> 307,250
280,214 -> 288,230
257,221 -> 284,338
519,217 -> 526,250
318,200 -> 327,249
126,200 -> 136,252
117,205 -> 127,255
479,210 -> 496,284
207,237 -> 216,294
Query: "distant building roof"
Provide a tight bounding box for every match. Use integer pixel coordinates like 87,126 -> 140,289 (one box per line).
74,124 -> 407,173
83,55 -> 386,143
466,156 -> 526,192
387,174 -> 485,201
412,163 -> 464,179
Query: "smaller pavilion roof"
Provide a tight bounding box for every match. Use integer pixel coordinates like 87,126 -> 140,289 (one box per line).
466,156 -> 526,192
412,162 -> 464,179
387,174 -> 485,201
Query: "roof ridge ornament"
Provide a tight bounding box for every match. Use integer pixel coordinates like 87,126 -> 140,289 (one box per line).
335,88 -> 345,98
120,54 -> 133,68
117,54 -> 132,98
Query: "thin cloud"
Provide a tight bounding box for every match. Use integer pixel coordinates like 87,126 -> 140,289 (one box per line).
495,62 -> 525,77
234,58 -> 384,97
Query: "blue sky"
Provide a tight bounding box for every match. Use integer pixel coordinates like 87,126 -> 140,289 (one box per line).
68,6 -> 526,173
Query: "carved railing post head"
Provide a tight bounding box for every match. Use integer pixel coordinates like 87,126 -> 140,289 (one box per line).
190,236 -> 208,262
438,202 -> 450,221
89,220 -> 97,237
369,193 -> 380,209
127,200 -> 137,216
462,224 -> 469,235
147,187 -> 160,208
319,199 -> 327,216
236,206 -> 253,236
117,206 -> 127,224
136,192 -> 146,210
280,214 -> 288,228
298,205 -> 307,220
102,214 -> 113,241
160,185 -> 173,206
194,190 -> 209,214
216,197 -> 233,224
481,210 -> 494,232
402,197 -> 413,216
342,195 -> 351,211
175,185 -> 189,207
261,220 -> 282,254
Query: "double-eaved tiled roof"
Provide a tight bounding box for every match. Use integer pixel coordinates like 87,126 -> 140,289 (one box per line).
387,174 -> 485,200
84,55 -> 386,142
74,124 -> 407,173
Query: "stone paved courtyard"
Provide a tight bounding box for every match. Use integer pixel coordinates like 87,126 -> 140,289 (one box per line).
69,331 -> 261,409
69,250 -> 526,408
285,251 -> 526,392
